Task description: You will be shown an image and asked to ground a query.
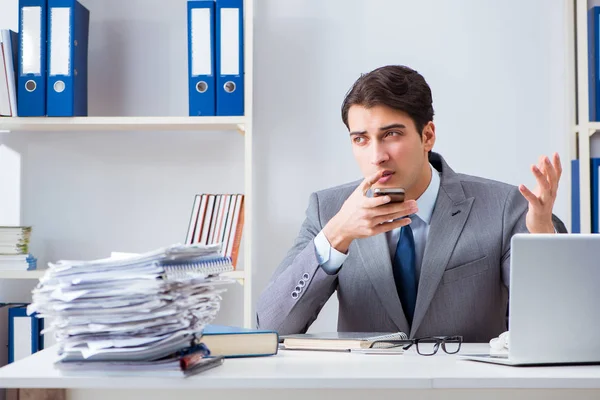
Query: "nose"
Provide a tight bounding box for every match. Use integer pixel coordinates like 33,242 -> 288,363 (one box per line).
370,142 -> 389,166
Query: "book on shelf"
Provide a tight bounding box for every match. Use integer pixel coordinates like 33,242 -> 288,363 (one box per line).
185,193 -> 244,268
0,254 -> 37,271
0,226 -> 38,270
0,226 -> 32,255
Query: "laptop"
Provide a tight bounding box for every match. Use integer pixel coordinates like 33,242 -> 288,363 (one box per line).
460,233 -> 600,366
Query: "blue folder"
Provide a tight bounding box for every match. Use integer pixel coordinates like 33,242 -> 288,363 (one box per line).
589,7 -> 600,122
591,158 -> 600,233
215,0 -> 244,116
18,0 -> 47,116
188,0 -> 216,116
8,307 -> 44,364
46,0 -> 89,116
571,159 -> 580,233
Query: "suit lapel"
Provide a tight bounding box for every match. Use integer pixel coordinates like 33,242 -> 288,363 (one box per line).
354,233 -> 410,333
409,153 -> 474,337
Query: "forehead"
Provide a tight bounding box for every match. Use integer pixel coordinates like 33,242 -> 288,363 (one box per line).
347,105 -> 416,131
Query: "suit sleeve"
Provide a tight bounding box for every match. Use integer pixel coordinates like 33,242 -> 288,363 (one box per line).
255,192 -> 339,335
500,188 -> 529,289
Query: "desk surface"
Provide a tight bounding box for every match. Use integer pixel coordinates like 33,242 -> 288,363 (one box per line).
1,344 -> 600,390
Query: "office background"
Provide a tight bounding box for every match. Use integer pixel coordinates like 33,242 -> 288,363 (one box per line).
0,0 -> 572,361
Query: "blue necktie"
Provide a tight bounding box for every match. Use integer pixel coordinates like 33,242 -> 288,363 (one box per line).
392,224 -> 417,324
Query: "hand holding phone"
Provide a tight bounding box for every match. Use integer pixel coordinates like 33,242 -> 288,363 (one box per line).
322,173 -> 415,253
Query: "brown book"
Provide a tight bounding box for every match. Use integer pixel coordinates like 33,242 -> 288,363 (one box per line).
228,195 -> 245,268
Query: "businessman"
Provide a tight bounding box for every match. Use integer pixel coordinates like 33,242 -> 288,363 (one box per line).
256,65 -> 565,342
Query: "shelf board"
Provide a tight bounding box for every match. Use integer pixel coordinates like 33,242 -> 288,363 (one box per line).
0,269 -> 244,283
0,116 -> 246,133
589,122 -> 600,135
0,270 -> 46,280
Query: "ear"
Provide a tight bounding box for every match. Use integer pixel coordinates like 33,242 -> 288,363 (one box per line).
422,121 -> 436,152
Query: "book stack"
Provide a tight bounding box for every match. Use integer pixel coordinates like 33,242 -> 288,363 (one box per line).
0,226 -> 37,271
185,194 -> 244,267
28,242 -> 234,376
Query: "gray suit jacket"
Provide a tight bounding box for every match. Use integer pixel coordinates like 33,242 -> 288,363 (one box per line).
256,152 -> 565,342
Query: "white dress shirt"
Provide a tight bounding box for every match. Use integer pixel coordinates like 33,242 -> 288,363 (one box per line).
315,164 -> 441,276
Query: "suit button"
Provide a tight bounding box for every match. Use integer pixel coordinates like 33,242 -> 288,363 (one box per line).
298,279 -> 306,287
291,291 -> 299,299
302,273 -> 310,280
294,285 -> 302,292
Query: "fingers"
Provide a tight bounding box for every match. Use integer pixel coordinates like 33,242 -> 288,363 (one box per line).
360,170 -> 386,194
371,201 -> 418,222
531,164 -> 551,192
533,153 -> 562,198
519,184 -> 541,207
542,157 -> 557,191
372,217 -> 412,235
553,152 -> 562,182
364,194 -> 393,208
373,210 -> 415,226
364,194 -> 414,208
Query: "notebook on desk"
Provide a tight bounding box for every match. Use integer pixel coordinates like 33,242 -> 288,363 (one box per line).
280,332 -> 407,352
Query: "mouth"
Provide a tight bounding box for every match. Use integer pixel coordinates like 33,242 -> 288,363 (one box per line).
377,170 -> 394,184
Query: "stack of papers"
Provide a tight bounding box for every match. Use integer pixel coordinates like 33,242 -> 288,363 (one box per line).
27,243 -> 234,375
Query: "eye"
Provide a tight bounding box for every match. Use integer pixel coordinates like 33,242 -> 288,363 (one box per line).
352,136 -> 366,144
385,131 -> 402,137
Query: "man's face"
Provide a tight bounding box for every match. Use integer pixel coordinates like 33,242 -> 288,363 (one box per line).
347,104 -> 435,198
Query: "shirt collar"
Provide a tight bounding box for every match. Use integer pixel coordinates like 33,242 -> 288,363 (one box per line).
415,163 -> 440,225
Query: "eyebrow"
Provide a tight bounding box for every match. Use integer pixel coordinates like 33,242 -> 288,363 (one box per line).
349,123 -> 407,136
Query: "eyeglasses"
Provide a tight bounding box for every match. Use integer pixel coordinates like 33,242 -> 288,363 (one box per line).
368,335 -> 463,356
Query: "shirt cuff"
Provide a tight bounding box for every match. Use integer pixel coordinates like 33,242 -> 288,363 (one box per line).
314,230 -> 348,275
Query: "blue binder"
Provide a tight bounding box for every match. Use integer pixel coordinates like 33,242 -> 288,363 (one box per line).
46,0 -> 89,117
590,7 -> 600,122
571,160 -> 580,233
8,306 -> 44,364
188,1 -> 216,116
18,0 -> 47,116
591,158 -> 600,233
215,0 -> 244,116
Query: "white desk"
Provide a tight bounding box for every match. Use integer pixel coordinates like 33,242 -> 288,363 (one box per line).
1,344 -> 600,400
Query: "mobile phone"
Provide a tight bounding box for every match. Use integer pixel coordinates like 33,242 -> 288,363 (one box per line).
373,188 -> 405,203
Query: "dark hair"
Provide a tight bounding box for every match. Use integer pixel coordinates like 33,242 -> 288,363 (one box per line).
341,65 -> 435,136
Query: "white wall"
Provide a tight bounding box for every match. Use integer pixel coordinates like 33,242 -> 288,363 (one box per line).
252,0 -> 571,332
0,0 -> 571,344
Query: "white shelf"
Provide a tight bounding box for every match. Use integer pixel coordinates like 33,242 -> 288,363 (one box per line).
0,116 -> 246,133
0,270 -> 45,280
222,270 -> 246,285
0,269 -> 244,282
587,122 -> 600,134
